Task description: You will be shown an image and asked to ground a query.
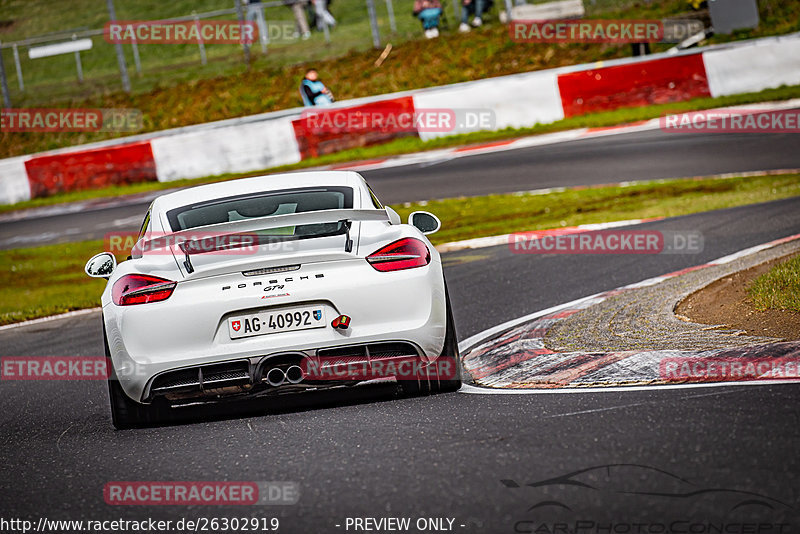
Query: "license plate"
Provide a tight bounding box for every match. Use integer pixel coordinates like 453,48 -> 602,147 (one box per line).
228,306 -> 325,339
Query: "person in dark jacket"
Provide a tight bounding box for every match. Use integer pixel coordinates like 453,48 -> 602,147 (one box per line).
459,0 -> 485,32
300,69 -> 334,106
413,0 -> 442,38
308,0 -> 336,31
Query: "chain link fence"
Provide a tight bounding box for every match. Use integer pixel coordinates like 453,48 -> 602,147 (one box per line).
0,0 -> 697,107
0,0 -> 451,107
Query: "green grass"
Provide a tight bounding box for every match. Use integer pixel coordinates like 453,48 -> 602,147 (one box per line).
2,172 -> 799,325
0,240 -> 110,324
3,83 -> 799,214
749,254 -> 800,312
2,0 -> 798,159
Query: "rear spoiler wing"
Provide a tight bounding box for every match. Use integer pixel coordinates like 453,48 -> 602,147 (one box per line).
133,209 -> 392,270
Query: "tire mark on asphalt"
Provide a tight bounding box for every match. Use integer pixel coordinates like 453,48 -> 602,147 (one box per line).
540,388 -> 743,419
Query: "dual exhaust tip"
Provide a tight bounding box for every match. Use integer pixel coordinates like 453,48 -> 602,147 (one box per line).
265,365 -> 304,387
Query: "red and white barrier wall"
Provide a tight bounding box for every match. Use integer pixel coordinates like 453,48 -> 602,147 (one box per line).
0,157 -> 30,205
412,69 -> 565,140
557,54 -> 711,117
704,35 -> 800,97
151,115 -> 301,182
1,33 -> 798,205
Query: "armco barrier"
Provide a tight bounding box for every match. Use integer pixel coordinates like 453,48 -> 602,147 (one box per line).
1,33 -> 798,205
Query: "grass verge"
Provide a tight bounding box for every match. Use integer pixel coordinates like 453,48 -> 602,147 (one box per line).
3,84 -> 799,215
0,240 -> 110,325
1,173 -> 799,325
749,253 -> 800,312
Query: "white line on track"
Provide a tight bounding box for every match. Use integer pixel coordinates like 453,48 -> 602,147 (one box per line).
458,380 -> 800,395
0,307 -> 101,331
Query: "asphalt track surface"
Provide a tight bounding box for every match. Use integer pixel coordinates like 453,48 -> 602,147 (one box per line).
2,126 -> 800,249
2,196 -> 800,529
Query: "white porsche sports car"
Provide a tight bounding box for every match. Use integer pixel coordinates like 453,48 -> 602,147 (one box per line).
85,171 -> 460,429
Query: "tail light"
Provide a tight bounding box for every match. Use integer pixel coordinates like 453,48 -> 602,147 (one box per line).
112,274 -> 177,306
367,238 -> 431,272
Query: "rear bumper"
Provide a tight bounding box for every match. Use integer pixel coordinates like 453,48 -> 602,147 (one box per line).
104,258 -> 447,402
138,340 -> 433,405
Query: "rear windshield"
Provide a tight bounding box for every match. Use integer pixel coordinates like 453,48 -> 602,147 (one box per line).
166,186 -> 353,238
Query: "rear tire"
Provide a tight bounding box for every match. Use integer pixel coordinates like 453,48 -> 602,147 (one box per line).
104,322 -> 166,429
400,286 -> 462,396
435,288 -> 462,393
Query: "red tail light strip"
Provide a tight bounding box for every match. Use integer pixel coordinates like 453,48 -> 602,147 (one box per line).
112,274 -> 177,306
366,238 -> 431,272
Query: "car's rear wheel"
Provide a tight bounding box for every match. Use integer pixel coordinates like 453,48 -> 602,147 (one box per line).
434,287 -> 462,393
104,322 -> 168,429
401,286 -> 461,396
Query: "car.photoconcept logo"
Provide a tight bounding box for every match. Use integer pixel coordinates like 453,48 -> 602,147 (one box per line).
503,464 -> 795,530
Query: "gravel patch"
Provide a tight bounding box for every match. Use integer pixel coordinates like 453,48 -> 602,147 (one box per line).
545,240 -> 800,353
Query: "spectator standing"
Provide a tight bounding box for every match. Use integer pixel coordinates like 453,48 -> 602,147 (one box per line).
311,0 -> 336,31
284,0 -> 312,39
459,0 -> 484,32
300,69 -> 334,106
245,0 -> 269,49
413,0 -> 443,38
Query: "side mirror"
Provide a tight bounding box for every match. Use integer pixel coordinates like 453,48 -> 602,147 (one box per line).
409,211 -> 441,235
85,252 -> 116,279
385,206 -> 401,225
